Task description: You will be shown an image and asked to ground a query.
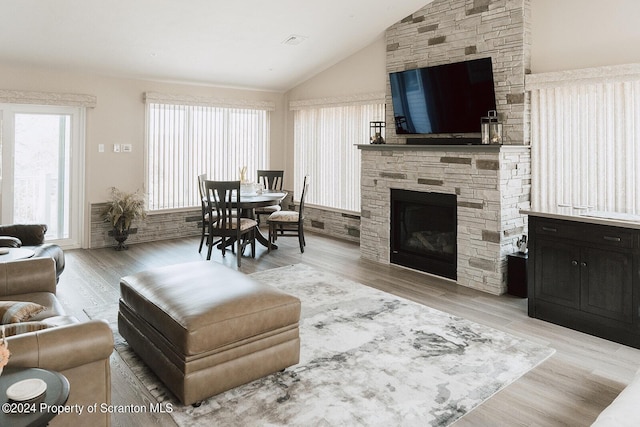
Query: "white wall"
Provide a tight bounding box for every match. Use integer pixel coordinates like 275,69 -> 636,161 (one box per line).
531,0 -> 640,73
281,35 -> 387,185
0,63 -> 285,203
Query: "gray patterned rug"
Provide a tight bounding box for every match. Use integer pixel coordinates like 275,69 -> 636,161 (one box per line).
85,263 -> 554,427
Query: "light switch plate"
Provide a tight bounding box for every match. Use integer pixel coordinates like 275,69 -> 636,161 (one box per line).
113,144 -> 121,152
122,144 -> 132,153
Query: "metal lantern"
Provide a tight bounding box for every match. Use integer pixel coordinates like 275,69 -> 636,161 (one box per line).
369,121 -> 386,144
481,110 -> 502,145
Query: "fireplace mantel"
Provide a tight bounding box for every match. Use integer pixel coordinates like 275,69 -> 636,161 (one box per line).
357,144 -> 529,153
359,145 -> 531,295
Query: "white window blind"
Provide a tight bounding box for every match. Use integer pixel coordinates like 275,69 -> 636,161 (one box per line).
528,65 -> 640,215
291,94 -> 384,212
145,93 -> 271,211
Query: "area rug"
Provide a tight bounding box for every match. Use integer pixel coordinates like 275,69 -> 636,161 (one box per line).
85,263 -> 554,427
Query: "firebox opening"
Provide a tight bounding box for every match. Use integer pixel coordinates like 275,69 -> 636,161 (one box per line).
390,189 -> 457,280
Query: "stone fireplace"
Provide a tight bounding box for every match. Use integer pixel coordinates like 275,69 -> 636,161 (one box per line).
356,0 -> 532,295
359,144 -> 530,295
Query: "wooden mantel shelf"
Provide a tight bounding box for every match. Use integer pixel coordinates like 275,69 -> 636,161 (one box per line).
356,144 -> 529,152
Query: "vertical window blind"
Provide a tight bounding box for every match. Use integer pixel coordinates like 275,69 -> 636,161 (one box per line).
291,95 -> 384,212
528,66 -> 640,215
144,93 -> 272,211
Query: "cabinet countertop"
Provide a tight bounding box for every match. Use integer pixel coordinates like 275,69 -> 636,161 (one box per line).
521,208 -> 640,230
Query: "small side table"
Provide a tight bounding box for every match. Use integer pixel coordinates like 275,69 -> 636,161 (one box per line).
507,252 -> 528,298
0,367 -> 70,427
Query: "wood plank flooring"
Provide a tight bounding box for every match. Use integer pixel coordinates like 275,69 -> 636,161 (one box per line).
56,229 -> 640,426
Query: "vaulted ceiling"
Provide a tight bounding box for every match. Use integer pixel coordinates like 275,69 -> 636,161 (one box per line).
1,0 -> 432,92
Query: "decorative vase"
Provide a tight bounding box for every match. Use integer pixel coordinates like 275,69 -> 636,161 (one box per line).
113,228 -> 130,251
516,235 -> 528,254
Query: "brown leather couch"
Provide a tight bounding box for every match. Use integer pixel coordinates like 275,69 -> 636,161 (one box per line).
0,224 -> 65,280
2,257 -> 113,427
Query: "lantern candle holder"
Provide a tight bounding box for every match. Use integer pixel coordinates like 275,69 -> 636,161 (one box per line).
481,110 -> 502,144
369,121 -> 386,144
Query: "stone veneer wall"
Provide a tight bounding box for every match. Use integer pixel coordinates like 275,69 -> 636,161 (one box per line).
386,0 -> 531,145
90,203 -> 201,248
89,192 -> 360,248
360,145 -> 531,295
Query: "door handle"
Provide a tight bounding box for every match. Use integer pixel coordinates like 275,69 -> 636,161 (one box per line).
603,236 -> 622,242
542,226 -> 557,233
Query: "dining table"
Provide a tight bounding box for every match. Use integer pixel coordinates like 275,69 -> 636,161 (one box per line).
207,190 -> 287,250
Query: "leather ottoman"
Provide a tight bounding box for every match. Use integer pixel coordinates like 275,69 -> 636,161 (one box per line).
118,261 -> 301,405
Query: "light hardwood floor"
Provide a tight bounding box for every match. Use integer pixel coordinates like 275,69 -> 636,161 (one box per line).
57,230 -> 640,426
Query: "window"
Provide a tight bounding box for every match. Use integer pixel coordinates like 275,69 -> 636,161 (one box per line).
528,65 -> 640,215
0,103 -> 87,249
144,93 -> 272,211
292,95 -> 385,212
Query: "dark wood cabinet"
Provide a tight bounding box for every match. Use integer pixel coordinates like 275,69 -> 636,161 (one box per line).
580,247 -> 633,323
533,238 -> 581,310
528,215 -> 640,348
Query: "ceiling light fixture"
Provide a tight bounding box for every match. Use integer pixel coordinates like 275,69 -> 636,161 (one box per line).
282,34 -> 307,46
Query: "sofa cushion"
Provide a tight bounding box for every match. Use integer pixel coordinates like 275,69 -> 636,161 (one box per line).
0,301 -> 46,324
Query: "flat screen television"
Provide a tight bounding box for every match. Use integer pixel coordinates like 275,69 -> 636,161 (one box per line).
389,57 -> 497,135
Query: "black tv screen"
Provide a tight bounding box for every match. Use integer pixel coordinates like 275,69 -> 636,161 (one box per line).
389,58 -> 497,135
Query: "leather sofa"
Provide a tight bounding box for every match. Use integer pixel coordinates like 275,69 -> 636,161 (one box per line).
592,369 -> 640,426
0,224 -> 65,280
2,257 -> 113,427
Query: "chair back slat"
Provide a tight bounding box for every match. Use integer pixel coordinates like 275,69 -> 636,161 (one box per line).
203,180 -> 239,235
299,175 -> 310,216
257,170 -> 284,191
197,173 -> 208,209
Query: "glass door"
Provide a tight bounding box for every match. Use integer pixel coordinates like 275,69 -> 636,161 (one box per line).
0,104 -> 85,248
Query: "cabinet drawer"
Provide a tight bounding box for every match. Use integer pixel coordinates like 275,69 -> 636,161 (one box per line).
534,219 -> 635,249
581,228 -> 635,249
534,220 -> 581,240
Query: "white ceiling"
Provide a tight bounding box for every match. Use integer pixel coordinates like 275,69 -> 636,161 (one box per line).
1,0 -> 432,92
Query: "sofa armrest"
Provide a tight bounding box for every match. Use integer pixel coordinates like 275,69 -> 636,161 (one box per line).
0,224 -> 47,246
6,320 -> 114,371
0,258 -> 57,296
0,236 -> 21,248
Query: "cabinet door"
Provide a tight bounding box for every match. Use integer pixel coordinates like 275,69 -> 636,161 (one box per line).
534,238 -> 581,309
580,247 -> 634,323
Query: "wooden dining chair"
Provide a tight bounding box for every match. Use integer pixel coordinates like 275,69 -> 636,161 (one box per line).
197,173 -> 211,253
255,170 -> 284,225
203,180 -> 257,267
267,175 -> 309,253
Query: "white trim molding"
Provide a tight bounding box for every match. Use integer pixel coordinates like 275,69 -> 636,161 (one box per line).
0,90 -> 97,108
144,91 -> 275,111
526,63 -> 640,90
289,92 -> 386,110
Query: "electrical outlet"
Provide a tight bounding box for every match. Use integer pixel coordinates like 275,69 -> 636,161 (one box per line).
122,144 -> 132,153
113,144 -> 121,153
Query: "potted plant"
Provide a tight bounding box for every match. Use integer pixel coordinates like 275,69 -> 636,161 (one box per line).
102,187 -> 147,250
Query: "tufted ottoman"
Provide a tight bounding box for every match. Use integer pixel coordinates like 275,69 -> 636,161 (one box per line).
117,261 -> 301,405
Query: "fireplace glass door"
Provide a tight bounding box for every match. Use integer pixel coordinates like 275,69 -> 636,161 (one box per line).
390,189 -> 457,280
